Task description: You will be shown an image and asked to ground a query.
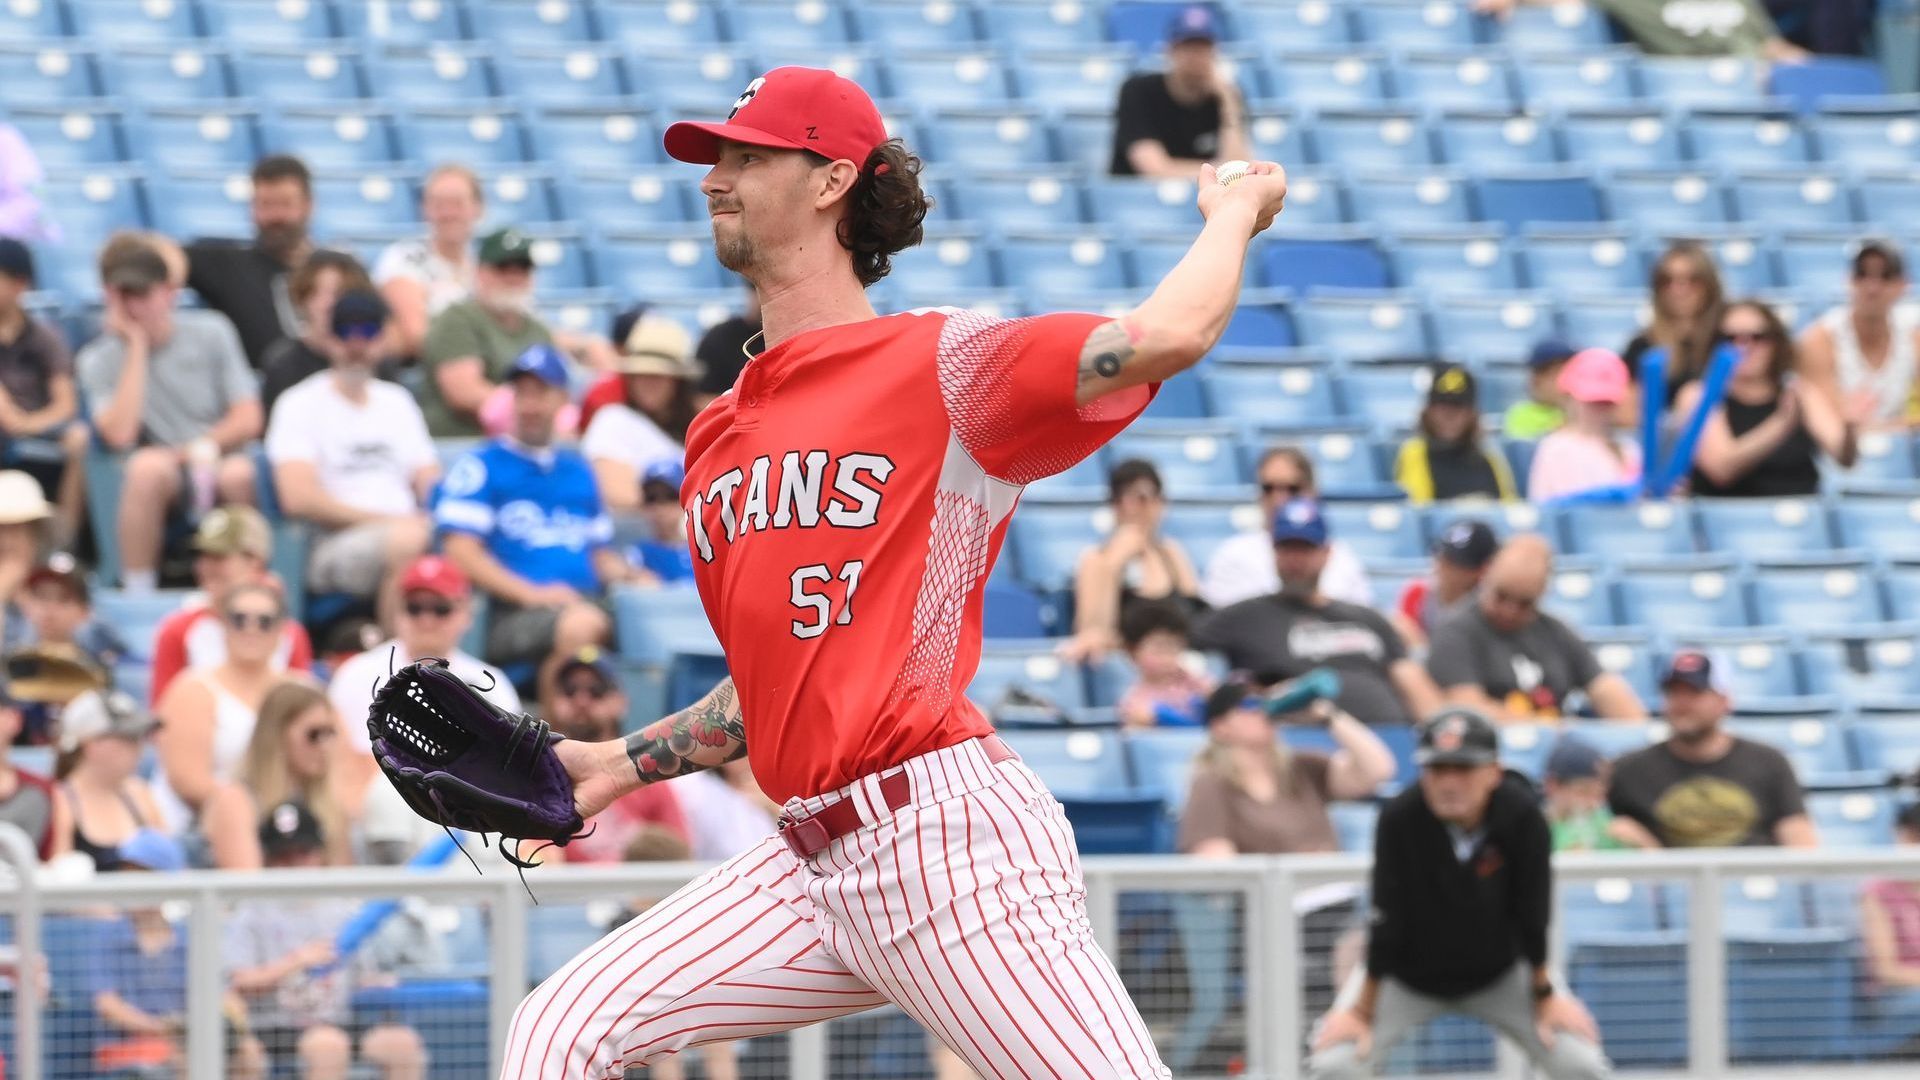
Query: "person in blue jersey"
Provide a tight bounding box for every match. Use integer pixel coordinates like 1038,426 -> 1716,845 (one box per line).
627,460 -> 696,586
434,345 -> 645,686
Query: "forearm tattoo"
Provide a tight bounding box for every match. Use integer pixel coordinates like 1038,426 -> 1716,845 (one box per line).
623,678 -> 747,784
1076,318 -> 1140,388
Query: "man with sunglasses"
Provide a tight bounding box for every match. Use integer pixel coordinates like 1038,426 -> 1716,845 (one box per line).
1799,240 -> 1920,429
265,288 -> 438,615
1426,535 -> 1643,723
1201,445 -> 1373,610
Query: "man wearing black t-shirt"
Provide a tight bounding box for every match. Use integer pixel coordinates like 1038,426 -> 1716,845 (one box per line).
691,289 -> 762,410
1109,5 -> 1250,178
186,154 -> 314,368
1194,498 -> 1441,725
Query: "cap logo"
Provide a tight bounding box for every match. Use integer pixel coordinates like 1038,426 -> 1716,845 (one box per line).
805,125 -> 819,140
1286,502 -> 1314,524
1433,718 -> 1465,752
1446,524 -> 1470,544
1676,653 -> 1704,671
728,76 -> 766,120
1438,369 -> 1468,393
272,803 -> 299,834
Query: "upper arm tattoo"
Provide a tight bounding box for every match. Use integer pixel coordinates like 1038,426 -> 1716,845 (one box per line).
622,677 -> 747,784
1076,319 -> 1141,392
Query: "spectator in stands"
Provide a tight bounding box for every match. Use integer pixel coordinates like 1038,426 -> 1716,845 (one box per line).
1426,535 -> 1644,722
52,689 -> 167,872
78,235 -> 262,594
376,163 -> 483,359
0,238 -> 83,540
226,800 -> 428,1080
202,681 -> 350,870
329,556 -> 518,862
1393,363 -> 1518,505
1308,707 -> 1611,1080
1766,0 -> 1875,55
1117,599 -> 1212,729
1503,340 -> 1573,441
11,552 -> 128,672
267,287 -> 438,616
0,120 -> 51,242
627,461 -> 694,586
149,507 -> 314,706
0,470 -> 44,615
186,154 -> 314,368
1527,349 -> 1642,504
1064,459 -> 1201,661
1195,498 -> 1441,726
1860,803 -> 1920,1009
7,640 -> 107,746
1109,4 -> 1249,178
1683,299 -> 1857,497
1625,243 -> 1727,417
0,687 -> 67,860
151,583 -> 290,833
1800,241 -> 1920,429
536,649 -> 689,865
1608,650 -> 1817,848
583,315 -> 701,511
419,227 -> 616,438
1393,518 -> 1499,652
1597,0 -> 1808,60
693,291 -> 762,409
1203,446 -> 1372,610
676,757 -> 780,862
258,250 -> 386,415
438,346 -> 637,684
1543,737 -> 1656,852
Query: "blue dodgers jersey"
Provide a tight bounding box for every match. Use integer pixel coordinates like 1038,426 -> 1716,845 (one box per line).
434,439 -> 613,594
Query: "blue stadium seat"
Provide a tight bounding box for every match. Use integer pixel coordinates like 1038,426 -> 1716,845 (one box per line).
1107,425 -> 1246,491
1008,498 -> 1107,588
1352,1 -> 1478,49
1614,561 -> 1750,631
1126,231 -> 1212,285
1557,294 -> 1646,351
478,168 -> 561,223
980,0 -> 1105,50
1262,169 -> 1346,226
0,0 -> 69,37
1834,492 -> 1920,551
1057,793 -> 1172,853
1121,728 -> 1207,806
40,169 -> 147,240
1658,231 -> 1776,294
1804,791 -> 1898,849
1847,717 -> 1920,778
101,46 -> 235,103
1773,230 -> 1870,293
1727,170 -> 1859,228
1329,801 -> 1378,853
1338,362 -> 1435,430
1514,51 -> 1638,108
1558,500 -> 1697,558
625,48 -> 757,110
93,590 -> 193,663
998,232 -> 1129,293
1491,2 -> 1611,50
1663,633 -> 1804,701
133,107 -> 262,171
468,0 -> 598,46
337,0 -> 469,43
1104,0 -> 1199,53
1814,102 -> 1920,170
1559,108 -> 1686,169
1427,294 -> 1556,361
236,47 -> 373,106
1391,232 -> 1521,293
6,108 -> 127,168
1310,109 -> 1435,170
1294,293 -> 1427,359
1852,171 -> 1920,232
1218,292 -> 1296,349
201,0 -> 341,47
1542,564 -> 1616,629
145,173 -> 250,238
1889,563 -> 1920,622
888,230 -> 998,291
1232,0 -> 1354,48
1696,497 -> 1836,555
363,48 -> 496,106
594,0 -> 725,48
1522,230 -> 1646,294
1270,426 -> 1386,492
1562,716 -> 1664,760
1346,172 -> 1473,230
613,587 -> 719,664
1157,498 -> 1250,570
1014,51 -> 1133,111
495,48 -> 627,106
1269,50 -> 1390,109
885,51 -> 1013,106
919,107 -> 1053,169
852,0 -> 981,48
1803,629 -> 1920,701
1560,879 -> 1665,943
1200,363 -> 1341,426
1260,233 -> 1392,293
0,45 -> 100,104
66,0 -> 204,45
1569,933 -> 1688,1068
944,171 -> 1087,230
266,108 -> 400,169
300,174 -> 414,235
1726,719 -> 1853,785
1391,52 -> 1516,110
729,0 -> 855,48
1475,173 -> 1604,231
1687,109 -> 1815,167
1047,107 -> 1115,172
1496,723 -> 1557,783
595,230 -> 729,294
1244,109 -> 1310,166
521,227 -> 598,291
531,108 -> 663,171
1319,501 -> 1424,560
983,578 -> 1054,639
1768,56 -> 1888,113
1087,178 -> 1200,233
1748,560 -> 1887,630
559,171 -> 693,227
1433,110 -> 1559,168
399,108 -> 531,166
1638,57 -> 1764,108
1604,170 -> 1729,228
970,648 -> 1091,714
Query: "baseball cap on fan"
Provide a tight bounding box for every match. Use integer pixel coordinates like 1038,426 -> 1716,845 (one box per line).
664,67 -> 888,169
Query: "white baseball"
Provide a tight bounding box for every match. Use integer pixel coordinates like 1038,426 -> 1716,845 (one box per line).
1215,159 -> 1251,186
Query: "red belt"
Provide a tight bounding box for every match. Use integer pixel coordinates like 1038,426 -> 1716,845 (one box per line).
779,736 -> 1019,859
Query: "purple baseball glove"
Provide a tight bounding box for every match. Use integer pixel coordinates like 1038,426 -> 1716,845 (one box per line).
367,658 -> 585,863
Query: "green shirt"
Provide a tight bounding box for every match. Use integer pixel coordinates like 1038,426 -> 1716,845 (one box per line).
419,300 -> 554,437
1593,0 -> 1778,56
1503,400 -> 1565,440
1552,808 -> 1630,853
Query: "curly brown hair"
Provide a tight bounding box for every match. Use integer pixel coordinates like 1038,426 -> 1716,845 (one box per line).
827,141 -> 932,288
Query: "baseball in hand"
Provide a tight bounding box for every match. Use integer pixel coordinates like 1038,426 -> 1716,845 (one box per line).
1215,160 -> 1251,186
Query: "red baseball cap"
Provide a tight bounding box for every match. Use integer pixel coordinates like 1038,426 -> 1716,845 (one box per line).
664,66 -> 887,169
399,555 -> 470,600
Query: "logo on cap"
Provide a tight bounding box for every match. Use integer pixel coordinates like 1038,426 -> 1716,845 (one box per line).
1433,718 -> 1466,753
1285,502 -> 1314,524
1437,369 -> 1469,394
1445,523 -> 1472,545
1675,652 -> 1705,671
728,76 -> 766,120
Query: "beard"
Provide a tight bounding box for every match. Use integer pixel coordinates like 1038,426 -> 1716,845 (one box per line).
713,232 -> 755,277
257,222 -> 307,263
481,288 -> 538,317
1277,576 -> 1318,601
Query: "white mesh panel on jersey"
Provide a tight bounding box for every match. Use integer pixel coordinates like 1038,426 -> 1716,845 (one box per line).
935,308 -> 1114,486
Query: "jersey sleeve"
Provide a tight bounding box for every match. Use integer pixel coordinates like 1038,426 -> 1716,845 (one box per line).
935,310 -> 1156,485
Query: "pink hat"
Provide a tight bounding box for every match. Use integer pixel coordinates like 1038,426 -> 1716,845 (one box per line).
1557,348 -> 1629,404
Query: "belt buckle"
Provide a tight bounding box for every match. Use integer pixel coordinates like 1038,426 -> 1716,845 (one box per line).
780,815 -> 830,859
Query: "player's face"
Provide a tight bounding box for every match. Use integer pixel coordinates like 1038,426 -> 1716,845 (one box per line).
701,141 -> 821,281
1661,683 -> 1727,740
1419,762 -> 1501,826
1273,541 -> 1326,597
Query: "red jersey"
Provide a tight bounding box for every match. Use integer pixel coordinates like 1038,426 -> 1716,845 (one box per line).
683,310 -> 1152,802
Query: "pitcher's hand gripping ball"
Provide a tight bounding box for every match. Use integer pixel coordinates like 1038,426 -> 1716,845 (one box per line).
368,658 -> 586,865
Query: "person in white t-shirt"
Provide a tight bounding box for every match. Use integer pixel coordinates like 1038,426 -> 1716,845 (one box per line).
1799,240 -> 1919,430
265,289 -> 438,611
373,164 -> 482,358
672,758 -> 779,862
1202,445 -> 1372,610
581,316 -> 701,512
327,555 -> 519,861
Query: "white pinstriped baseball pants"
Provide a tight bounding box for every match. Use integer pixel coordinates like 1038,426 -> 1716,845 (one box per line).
500,737 -> 1171,1079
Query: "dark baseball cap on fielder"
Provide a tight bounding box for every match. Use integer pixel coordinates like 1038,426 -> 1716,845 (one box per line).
1416,706 -> 1500,767
664,66 -> 888,170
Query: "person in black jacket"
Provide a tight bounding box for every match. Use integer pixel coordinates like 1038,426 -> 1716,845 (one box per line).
1307,707 -> 1611,1080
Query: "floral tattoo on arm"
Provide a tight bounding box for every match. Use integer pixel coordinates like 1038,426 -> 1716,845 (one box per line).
622,678 -> 747,784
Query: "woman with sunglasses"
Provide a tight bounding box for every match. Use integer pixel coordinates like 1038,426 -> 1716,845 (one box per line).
1680,300 -> 1858,498
1798,241 -> 1920,430
151,583 -> 292,835
1624,243 -> 1727,420
201,680 -> 352,869
1064,458 -> 1203,662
